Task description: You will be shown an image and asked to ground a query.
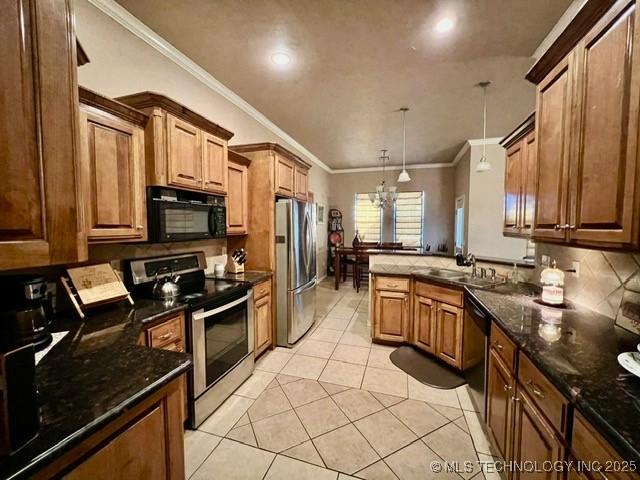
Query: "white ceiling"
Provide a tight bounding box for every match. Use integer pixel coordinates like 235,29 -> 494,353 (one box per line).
114,0 -> 571,169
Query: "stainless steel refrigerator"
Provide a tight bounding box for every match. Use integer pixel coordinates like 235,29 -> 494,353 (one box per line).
275,199 -> 317,346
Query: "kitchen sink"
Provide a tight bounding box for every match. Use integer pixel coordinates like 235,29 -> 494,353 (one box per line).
417,268 -> 465,279
415,269 -> 505,288
457,275 -> 505,288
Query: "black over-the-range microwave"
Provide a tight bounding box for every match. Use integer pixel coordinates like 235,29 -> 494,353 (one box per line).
147,187 -> 226,242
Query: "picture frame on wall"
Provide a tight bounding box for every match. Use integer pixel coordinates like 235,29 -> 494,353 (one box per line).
317,204 -> 325,224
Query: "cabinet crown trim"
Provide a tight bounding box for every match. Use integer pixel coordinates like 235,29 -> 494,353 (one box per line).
526,0 -> 617,84
231,142 -> 312,169
500,112 -> 535,148
79,87 -> 149,127
229,150 -> 252,166
115,91 -> 234,140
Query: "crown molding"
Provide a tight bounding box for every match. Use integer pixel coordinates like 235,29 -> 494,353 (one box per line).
86,0 -> 332,173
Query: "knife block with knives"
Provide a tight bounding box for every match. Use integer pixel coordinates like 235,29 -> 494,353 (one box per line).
226,248 -> 247,274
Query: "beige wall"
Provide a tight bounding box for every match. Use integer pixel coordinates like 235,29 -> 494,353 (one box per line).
328,168 -> 455,253
467,143 -> 529,262
74,1 -> 330,278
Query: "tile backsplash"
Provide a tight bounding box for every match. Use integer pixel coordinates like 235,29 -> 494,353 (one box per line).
534,243 -> 640,334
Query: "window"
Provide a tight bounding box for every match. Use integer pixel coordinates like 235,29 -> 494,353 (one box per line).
394,191 -> 423,247
354,193 -> 381,243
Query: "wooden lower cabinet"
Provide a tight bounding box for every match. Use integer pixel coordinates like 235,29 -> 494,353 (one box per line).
413,295 -> 436,353
254,279 -> 273,357
35,378 -> 185,480
512,388 -> 564,480
487,348 -> 515,461
435,302 -> 463,367
373,288 -> 409,342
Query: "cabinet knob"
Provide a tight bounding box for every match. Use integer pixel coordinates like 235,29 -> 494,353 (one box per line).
493,341 -> 503,350
136,225 -> 144,230
554,224 -> 562,230
526,380 -> 545,398
511,396 -> 520,402
503,384 -> 512,391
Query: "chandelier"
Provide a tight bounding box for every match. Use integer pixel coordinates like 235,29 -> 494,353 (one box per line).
368,149 -> 397,209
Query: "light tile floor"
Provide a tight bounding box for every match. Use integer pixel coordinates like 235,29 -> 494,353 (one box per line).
186,279 -> 500,480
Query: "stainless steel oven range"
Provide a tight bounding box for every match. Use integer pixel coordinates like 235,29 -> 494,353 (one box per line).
124,252 -> 254,428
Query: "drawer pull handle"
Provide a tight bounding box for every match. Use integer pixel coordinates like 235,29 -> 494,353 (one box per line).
158,331 -> 174,340
493,342 -> 503,350
503,384 -> 512,392
511,396 -> 520,402
386,283 -> 398,288
260,288 -> 267,294
526,380 -> 545,398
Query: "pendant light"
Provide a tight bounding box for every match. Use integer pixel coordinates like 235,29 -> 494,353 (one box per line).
397,107 -> 411,183
475,81 -> 492,173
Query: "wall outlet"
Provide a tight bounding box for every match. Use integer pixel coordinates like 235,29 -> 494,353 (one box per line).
571,261 -> 580,277
541,254 -> 551,267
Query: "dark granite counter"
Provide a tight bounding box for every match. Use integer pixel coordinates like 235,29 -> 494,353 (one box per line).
365,251 -> 534,268
0,299 -> 191,480
467,283 -> 640,462
208,270 -> 272,285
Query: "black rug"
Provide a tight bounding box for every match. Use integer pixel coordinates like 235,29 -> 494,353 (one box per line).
390,345 -> 465,389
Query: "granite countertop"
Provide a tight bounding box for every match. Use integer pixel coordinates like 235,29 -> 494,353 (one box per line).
467,283 -> 640,462
207,270 -> 272,285
0,299 -> 192,480
364,250 -> 534,268
369,264 -> 506,289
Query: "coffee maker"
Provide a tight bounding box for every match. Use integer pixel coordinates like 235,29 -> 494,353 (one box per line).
0,275 -> 52,352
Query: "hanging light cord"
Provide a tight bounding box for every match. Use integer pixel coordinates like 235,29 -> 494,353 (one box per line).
482,85 -> 487,160
402,109 -> 407,168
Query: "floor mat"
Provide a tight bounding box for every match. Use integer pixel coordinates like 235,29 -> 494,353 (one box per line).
390,345 -> 465,389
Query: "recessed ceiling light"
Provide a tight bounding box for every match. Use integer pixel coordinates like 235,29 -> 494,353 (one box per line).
271,52 -> 291,65
435,17 -> 455,33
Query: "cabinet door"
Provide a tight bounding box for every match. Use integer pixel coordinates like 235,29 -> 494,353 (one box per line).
568,1 -> 639,246
80,107 -> 146,242
227,160 -> 248,235
202,131 -> 228,194
275,154 -> 295,197
435,302 -> 463,368
0,0 -> 83,270
65,405 -> 167,480
533,54 -> 574,241
254,293 -> 272,357
504,141 -> 524,234
166,113 -> 202,190
294,164 -> 309,201
511,390 -> 564,480
374,289 -> 408,342
487,349 -> 514,461
413,295 -> 436,353
521,132 -> 537,234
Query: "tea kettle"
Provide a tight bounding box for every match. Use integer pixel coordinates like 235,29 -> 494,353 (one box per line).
152,267 -> 181,300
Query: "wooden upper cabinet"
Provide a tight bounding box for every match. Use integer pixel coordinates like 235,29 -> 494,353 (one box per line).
501,113 -> 535,238
275,154 -> 295,197
78,89 -> 148,243
413,295 -> 436,353
116,92 -> 234,195
167,114 -> 203,190
227,152 -> 250,235
0,0 -> 85,270
533,54 -> 574,241
435,302 -> 463,368
568,0 -> 639,246
202,131 -> 228,194
294,164 -> 309,201
504,142 -> 523,233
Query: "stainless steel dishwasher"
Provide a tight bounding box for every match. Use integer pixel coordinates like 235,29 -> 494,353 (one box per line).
463,291 -> 492,420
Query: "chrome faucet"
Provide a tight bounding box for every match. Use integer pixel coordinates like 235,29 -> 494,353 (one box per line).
467,254 -> 477,277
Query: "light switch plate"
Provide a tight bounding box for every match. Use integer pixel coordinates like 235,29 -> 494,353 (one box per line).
541,255 -> 551,267
571,261 -> 580,277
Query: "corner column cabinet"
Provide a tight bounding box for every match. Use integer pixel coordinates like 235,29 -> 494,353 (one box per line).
116,92 -> 234,195
78,88 -> 148,243
253,279 -> 273,357
501,113 -> 536,238
528,0 -> 640,248
0,0 -> 86,270
227,151 -> 251,235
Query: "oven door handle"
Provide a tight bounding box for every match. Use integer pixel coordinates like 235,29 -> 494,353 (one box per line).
192,294 -> 250,321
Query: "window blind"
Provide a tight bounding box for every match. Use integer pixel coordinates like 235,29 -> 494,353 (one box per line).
354,193 -> 381,243
394,191 -> 423,247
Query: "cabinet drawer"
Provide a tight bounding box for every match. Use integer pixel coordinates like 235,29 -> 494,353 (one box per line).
253,279 -> 272,300
517,352 -> 569,435
415,281 -> 463,307
375,276 -> 410,292
161,340 -> 185,353
490,323 -> 517,372
148,314 -> 184,348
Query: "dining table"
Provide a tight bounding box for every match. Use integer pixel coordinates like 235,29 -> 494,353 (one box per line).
332,245 -> 420,290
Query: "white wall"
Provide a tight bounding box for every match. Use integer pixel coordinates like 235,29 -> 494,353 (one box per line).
467,143 -> 529,261
74,1 -> 331,278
